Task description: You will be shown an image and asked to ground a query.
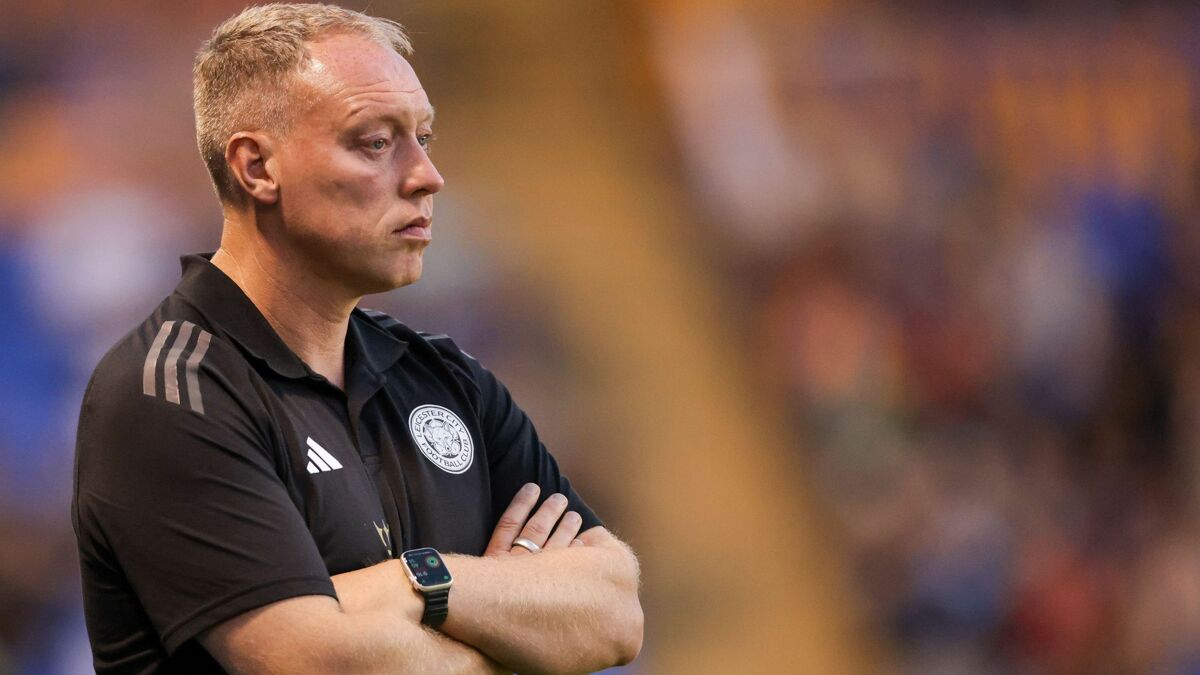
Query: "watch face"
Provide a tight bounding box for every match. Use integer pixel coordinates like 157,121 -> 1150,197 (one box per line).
402,547 -> 452,589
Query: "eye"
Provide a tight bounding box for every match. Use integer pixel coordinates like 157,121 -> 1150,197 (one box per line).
370,137 -> 390,151
417,133 -> 436,152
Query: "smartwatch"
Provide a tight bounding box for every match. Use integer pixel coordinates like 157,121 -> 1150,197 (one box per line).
400,547 -> 453,627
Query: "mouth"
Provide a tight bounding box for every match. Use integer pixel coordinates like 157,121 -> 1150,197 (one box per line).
394,216 -> 432,242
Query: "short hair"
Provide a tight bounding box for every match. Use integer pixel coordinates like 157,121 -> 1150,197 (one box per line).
193,3 -> 412,204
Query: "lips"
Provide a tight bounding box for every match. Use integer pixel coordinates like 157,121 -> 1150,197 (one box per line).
395,216 -> 431,241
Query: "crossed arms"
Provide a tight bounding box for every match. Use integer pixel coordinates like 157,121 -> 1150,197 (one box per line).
200,484 -> 644,674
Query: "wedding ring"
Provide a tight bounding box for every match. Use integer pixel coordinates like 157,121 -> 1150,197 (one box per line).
512,537 -> 542,553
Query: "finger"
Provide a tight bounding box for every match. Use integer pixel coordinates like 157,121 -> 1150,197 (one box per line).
517,493 -> 568,548
485,483 -> 540,555
544,511 -> 583,550
508,537 -> 538,556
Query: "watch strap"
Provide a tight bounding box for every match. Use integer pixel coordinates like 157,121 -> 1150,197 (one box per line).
421,587 -> 449,627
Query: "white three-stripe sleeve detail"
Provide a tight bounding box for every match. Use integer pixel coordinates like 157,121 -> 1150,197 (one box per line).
162,322 -> 195,405
184,330 -> 212,414
307,437 -> 343,470
142,321 -> 176,397
306,461 -> 320,474
306,449 -> 332,472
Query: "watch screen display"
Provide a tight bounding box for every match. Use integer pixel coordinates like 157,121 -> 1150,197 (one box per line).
403,547 -> 452,587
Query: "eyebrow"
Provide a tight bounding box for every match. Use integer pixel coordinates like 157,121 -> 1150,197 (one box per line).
346,104 -> 436,128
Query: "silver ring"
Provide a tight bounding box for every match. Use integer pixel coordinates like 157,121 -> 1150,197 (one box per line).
512,537 -> 542,553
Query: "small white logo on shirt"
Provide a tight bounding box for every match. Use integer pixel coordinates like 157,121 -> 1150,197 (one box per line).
408,405 -> 474,474
305,437 -> 344,474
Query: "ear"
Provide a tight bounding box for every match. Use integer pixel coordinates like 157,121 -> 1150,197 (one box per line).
225,132 -> 279,205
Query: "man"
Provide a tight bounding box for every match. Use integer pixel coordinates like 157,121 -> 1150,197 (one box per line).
72,4 -> 643,673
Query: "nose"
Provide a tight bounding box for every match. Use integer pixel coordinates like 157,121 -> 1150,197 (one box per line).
400,139 -> 445,198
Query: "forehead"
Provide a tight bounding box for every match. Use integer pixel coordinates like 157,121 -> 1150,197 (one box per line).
300,33 -> 431,121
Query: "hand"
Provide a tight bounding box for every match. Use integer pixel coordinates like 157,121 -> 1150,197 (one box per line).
485,483 -> 585,557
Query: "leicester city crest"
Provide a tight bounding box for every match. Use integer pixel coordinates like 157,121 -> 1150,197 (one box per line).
408,404 -> 474,474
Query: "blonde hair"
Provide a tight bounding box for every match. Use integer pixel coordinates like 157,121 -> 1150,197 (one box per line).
193,3 -> 412,204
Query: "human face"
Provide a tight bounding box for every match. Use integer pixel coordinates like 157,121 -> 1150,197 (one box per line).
269,33 -> 444,296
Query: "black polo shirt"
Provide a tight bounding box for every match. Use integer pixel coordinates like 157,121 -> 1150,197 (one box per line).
72,253 -> 601,674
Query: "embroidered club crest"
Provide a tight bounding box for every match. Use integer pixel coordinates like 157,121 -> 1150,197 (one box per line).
408,404 -> 474,474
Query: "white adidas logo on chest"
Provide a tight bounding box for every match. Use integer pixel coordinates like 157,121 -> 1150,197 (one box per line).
305,437 -> 344,474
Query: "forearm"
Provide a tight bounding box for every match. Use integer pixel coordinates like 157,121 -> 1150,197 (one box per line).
322,614 -> 499,675
441,538 -> 643,674
204,590 -> 501,675
325,561 -> 503,674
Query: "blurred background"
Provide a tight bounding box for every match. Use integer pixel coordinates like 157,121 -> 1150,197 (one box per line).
2,0 -> 1200,672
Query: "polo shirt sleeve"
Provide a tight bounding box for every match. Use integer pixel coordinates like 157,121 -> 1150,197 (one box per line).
426,335 -> 603,533
73,336 -> 335,655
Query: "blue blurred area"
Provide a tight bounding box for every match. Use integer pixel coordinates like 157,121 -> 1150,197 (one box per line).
0,235 -> 73,490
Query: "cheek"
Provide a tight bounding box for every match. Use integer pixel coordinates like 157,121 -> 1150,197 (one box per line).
275,144 -> 402,255
317,159 -> 388,207
283,141 -> 389,208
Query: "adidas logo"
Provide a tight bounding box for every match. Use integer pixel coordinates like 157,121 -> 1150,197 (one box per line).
305,437 -> 344,474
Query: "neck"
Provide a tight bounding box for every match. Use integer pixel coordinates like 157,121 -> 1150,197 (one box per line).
211,216 -> 357,389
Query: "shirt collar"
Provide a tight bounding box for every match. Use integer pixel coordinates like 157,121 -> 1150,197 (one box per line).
347,306 -> 408,377
173,253 -> 407,380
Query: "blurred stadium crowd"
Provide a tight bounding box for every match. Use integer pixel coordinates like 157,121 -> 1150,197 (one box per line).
652,2 -> 1200,673
2,0 -> 1200,673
